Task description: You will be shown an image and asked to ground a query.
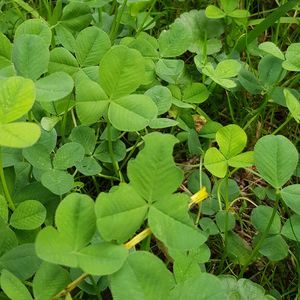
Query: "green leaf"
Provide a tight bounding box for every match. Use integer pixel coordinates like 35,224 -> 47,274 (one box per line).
110,251 -> 175,300
216,124 -> 247,158
99,45 -> 145,99
281,214 -> 300,241
0,76 -> 35,124
0,269 -> 33,300
148,194 -> 207,250
75,78 -> 109,125
41,169 -> 74,195
53,142 -> 85,170
22,144 -> 52,170
216,211 -> 236,232
205,5 -> 226,19
94,140 -> 126,163
12,34 -> 49,81
128,132 -> 183,203
95,183 -> 148,243
33,262 -> 71,300
284,88 -> 300,123
15,19 -> 52,47
259,234 -> 288,261
283,43 -> 300,71
0,123 -> 41,148
10,200 -> 46,230
238,67 -> 262,95
60,2 -> 92,32
221,0 -> 238,12
258,42 -> 284,60
227,9 -> 250,18
55,24 -> 76,52
0,244 -> 41,280
182,83 -> 210,104
145,85 -> 172,115
0,220 -> 18,256
0,195 -> 8,223
215,60 -> 241,78
75,157 -> 102,176
251,205 -> 281,234
281,184 -> 300,214
70,125 -> 96,155
149,118 -> 178,129
35,72 -> 74,102
48,47 -> 79,75
0,32 -> 12,61
204,147 -> 227,178
228,151 -> 254,168
169,273 -> 225,300
158,21 -> 192,57
155,59 -> 184,84
108,94 -> 157,131
254,135 -> 298,188
75,26 -> 111,67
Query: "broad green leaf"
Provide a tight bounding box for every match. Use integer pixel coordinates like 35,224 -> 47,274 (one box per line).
0,269 -> 33,300
148,194 -> 207,250
75,157 -> 102,176
35,72 -> 74,102
227,9 -> 250,18
55,24 -> 76,52
149,118 -> 178,129
10,200 -> 46,230
281,214 -> 300,241
12,34 -> 49,81
110,251 -> 175,300
0,76 -> 35,124
128,132 -> 183,203
251,205 -> 281,234
41,169 -> 74,195
94,140 -> 126,163
258,42 -> 284,60
48,47 -> 79,75
77,243 -> 128,275
221,0 -> 238,12
109,94 -> 157,131
0,220 -> 18,256
228,151 -> 254,168
215,60 -> 241,79
99,45 -> 145,98
283,43 -> 300,71
145,85 -> 172,115
254,135 -> 298,188
127,36 -> 159,59
15,19 -> 52,47
0,32 -> 12,61
216,211 -> 236,232
60,2 -> 92,32
75,26 -> 111,67
238,67 -> 262,95
169,273 -> 225,300
23,144 -> 51,170
281,184 -> 300,214
183,83 -> 210,104
95,184 -> 148,243
53,142 -> 85,170
0,123 -> 41,148
70,125 -> 96,155
33,262 -> 71,300
204,147 -> 227,178
0,244 -> 41,280
158,21 -> 193,57
205,5 -> 226,19
259,234 -> 288,261
155,59 -> 184,84
284,88 -> 300,123
75,78 -> 109,125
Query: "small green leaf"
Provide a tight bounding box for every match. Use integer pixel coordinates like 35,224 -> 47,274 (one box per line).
284,88 -> 300,123
10,200 -> 46,230
259,234 -> 288,261
204,147 -> 227,178
215,60 -> 241,78
53,142 -> 85,170
0,123 -> 41,148
254,135 -> 298,188
1,269 -> 33,300
95,183 -> 148,243
205,5 -> 226,19
228,151 -> 254,168
216,211 -> 236,232
94,140 -> 126,163
258,42 -> 284,60
41,169 -> 74,195
35,72 -> 74,102
110,251 -> 175,300
281,214 -> 300,241
145,85 -> 172,115
281,184 -> 300,214
155,59 -> 184,84
75,157 -> 102,176
12,35 -> 49,81
182,83 -> 210,104
70,125 -> 96,155
148,194 -> 207,250
23,144 -> 52,170
283,43 -> 300,71
99,45 -> 145,98
251,205 -> 281,234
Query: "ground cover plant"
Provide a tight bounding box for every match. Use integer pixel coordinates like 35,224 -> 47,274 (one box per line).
0,0 -> 299,299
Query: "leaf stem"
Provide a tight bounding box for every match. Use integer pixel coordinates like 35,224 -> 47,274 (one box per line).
0,149 -> 15,211
239,194 -> 280,278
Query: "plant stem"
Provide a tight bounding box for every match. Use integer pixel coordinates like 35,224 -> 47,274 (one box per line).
0,149 -> 15,211
272,114 -> 293,135
110,0 -> 128,43
239,194 -> 280,278
13,0 -> 40,18
136,0 -> 157,36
